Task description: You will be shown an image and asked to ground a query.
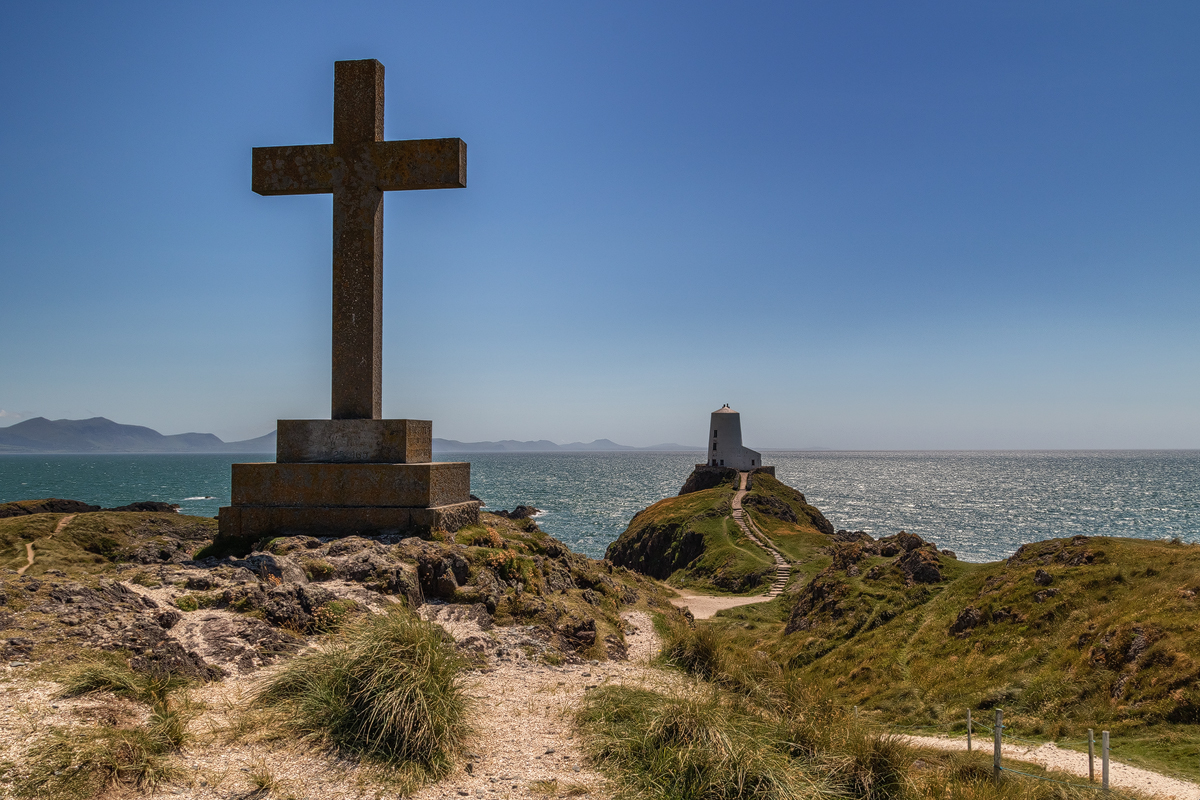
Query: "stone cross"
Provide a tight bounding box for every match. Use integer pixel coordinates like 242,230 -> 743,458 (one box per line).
252,59 -> 466,420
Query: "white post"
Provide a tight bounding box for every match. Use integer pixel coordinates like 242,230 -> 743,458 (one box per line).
967,709 -> 972,752
1088,729 -> 1095,782
1102,730 -> 1110,792
993,709 -> 1003,781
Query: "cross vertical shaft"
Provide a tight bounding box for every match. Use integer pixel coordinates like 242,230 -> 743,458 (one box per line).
332,60 -> 385,419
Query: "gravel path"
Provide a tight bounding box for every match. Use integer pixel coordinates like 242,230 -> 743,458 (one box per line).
899,733 -> 1200,799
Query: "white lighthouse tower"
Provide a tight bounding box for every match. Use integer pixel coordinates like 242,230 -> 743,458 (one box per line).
706,405 -> 762,470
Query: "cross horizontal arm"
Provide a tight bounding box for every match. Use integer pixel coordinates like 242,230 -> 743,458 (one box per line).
252,138 -> 466,196
372,138 -> 466,191
253,144 -> 336,196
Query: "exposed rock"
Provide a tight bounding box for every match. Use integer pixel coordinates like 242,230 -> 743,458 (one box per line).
678,466 -> 738,495
1034,569 -> 1053,586
829,542 -> 866,571
0,498 -> 101,518
897,547 -> 943,584
264,535 -> 323,555
950,606 -> 984,636
605,520 -> 705,580
784,568 -> 850,634
105,501 -> 180,513
742,494 -> 798,523
992,606 -> 1024,624
492,505 -> 541,520
234,553 -> 308,585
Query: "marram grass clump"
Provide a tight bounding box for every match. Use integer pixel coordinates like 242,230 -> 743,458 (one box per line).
14,655 -> 194,800
576,685 -> 829,800
251,605 -> 470,787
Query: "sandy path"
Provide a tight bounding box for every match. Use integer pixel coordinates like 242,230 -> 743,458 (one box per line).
669,588 -> 772,619
407,610 -> 676,799
15,513 -> 76,576
900,733 -> 1200,799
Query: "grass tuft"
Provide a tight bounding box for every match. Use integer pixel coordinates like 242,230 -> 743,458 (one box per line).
250,606 -> 470,790
16,655 -> 195,800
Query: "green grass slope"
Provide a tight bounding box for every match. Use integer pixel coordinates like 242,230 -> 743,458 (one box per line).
605,473 -> 777,593
0,511 -> 216,576
791,535 -> 1200,736
606,470 -> 841,595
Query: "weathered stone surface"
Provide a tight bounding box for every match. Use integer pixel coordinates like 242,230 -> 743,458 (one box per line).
217,500 -> 480,540
276,418 -> 432,464
230,461 -> 471,508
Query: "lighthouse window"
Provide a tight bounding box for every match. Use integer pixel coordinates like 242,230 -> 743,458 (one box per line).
713,430 -> 717,437
712,443 -> 717,451
720,460 -> 724,466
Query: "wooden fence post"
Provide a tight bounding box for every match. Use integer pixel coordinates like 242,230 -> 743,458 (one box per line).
993,709 -> 1002,781
967,709 -> 972,752
1102,730 -> 1110,792
1088,729 -> 1095,782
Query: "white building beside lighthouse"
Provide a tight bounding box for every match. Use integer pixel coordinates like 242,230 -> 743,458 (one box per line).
707,404 -> 762,470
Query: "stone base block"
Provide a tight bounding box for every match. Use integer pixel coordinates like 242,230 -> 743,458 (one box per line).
277,419 -> 431,463
216,460 -> 478,543
231,461 -> 470,508
217,500 -> 479,540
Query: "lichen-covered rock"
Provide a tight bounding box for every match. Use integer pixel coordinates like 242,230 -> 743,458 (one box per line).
896,547 -> 943,584
235,553 -> 308,585
950,606 -> 984,636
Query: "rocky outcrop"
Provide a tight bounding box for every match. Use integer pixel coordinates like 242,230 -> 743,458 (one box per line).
605,518 -> 706,580
678,466 -> 738,495
0,498 -> 101,517
105,501 -> 181,513
0,498 -> 185,518
491,505 -> 541,519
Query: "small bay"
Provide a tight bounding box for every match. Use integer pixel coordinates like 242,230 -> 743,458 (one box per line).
1,450 -> 1196,562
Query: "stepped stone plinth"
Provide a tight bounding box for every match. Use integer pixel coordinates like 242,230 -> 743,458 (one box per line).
218,419 -> 479,541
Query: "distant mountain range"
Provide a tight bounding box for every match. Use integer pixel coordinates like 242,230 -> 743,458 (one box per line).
0,417 -> 276,454
0,417 -> 703,454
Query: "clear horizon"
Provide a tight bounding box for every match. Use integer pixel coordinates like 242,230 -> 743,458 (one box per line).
2,2 -> 1198,450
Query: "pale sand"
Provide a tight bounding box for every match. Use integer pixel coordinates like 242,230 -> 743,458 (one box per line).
669,589 -> 772,619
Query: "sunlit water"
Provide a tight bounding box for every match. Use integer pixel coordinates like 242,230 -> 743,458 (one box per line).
1,451 -> 1196,562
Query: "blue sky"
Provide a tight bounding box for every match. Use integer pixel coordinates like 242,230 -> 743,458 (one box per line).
1,1 -> 1197,449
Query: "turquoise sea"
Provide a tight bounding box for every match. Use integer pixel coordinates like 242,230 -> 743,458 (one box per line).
0,451 -> 1196,562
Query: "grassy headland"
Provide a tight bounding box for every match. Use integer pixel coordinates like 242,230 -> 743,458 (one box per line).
609,466 -> 1200,781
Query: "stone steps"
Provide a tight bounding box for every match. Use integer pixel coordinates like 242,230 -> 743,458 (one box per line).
731,472 -> 796,598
